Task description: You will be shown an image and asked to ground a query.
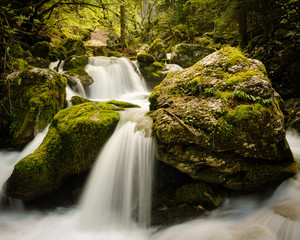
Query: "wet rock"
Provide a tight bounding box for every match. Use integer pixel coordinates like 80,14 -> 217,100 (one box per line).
150,47 -> 296,191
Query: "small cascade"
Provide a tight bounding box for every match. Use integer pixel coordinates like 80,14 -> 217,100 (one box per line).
49,60 -> 64,73
0,126 -> 49,209
79,108 -> 155,229
85,57 -> 148,100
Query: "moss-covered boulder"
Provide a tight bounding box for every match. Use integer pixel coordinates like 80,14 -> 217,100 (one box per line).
137,52 -> 155,64
149,47 -> 296,191
105,100 -> 141,108
70,96 -> 91,106
63,56 -> 89,71
170,43 -> 216,68
147,39 -> 167,62
0,68 -> 67,148
4,102 -> 120,201
59,38 -> 86,57
64,68 -> 94,87
63,56 -> 93,87
92,46 -> 108,56
30,41 -> 50,59
138,60 -> 166,89
49,45 -> 67,62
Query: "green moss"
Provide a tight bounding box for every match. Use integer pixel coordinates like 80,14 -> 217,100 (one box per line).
220,47 -> 250,70
93,46 -> 107,56
70,96 -> 91,105
108,51 -> 122,57
63,55 -> 89,71
226,69 -> 261,85
9,43 -> 26,58
105,100 -> 141,108
175,182 -> 222,208
226,104 -> 260,123
137,52 -> 155,64
49,45 -> 67,61
12,58 -> 29,71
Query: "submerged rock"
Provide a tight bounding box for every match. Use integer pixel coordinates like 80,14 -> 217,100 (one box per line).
0,68 -> 67,148
150,47 -> 296,191
4,102 -> 120,201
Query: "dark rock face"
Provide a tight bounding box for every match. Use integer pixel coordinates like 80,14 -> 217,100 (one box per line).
150,47 -> 296,192
4,102 -> 120,201
247,30 -> 300,99
286,98 -> 300,133
0,68 -> 67,148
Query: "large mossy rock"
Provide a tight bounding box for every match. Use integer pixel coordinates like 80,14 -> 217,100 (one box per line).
149,47 -> 296,191
4,102 -> 120,201
147,39 -> 167,62
0,68 -> 67,148
170,43 -> 216,68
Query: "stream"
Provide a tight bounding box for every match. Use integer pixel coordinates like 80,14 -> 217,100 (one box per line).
0,57 -> 299,240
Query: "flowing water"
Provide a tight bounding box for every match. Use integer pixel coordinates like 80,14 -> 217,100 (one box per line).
0,57 -> 300,239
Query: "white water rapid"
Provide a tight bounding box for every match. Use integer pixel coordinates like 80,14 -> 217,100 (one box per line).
1,56 -> 300,240
79,108 -> 155,229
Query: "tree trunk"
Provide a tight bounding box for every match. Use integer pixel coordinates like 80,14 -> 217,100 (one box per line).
259,0 -> 273,35
237,0 -> 248,48
120,5 -> 127,49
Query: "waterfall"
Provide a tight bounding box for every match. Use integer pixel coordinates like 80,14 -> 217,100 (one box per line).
85,57 -> 148,101
0,126 -> 49,209
79,108 -> 155,229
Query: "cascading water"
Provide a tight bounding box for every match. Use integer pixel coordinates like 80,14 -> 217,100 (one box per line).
85,56 -> 148,101
1,56 -> 300,240
79,109 -> 155,229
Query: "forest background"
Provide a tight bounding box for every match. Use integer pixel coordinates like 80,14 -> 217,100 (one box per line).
0,0 -> 299,98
